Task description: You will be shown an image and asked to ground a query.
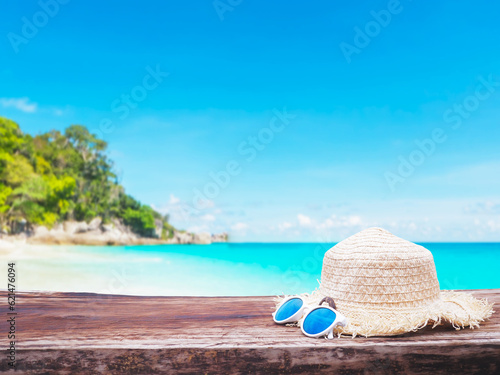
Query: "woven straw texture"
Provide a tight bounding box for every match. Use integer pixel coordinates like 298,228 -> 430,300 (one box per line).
281,227 -> 494,337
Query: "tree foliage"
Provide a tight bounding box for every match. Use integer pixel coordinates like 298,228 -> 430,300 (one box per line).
0,116 -> 171,238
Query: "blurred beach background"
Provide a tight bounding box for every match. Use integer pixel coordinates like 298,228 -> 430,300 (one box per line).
2,0 -> 500,296
2,242 -> 499,296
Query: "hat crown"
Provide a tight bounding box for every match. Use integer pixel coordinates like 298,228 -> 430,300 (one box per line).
319,227 -> 441,310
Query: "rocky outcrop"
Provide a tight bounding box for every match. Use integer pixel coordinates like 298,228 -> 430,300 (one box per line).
211,232 -> 228,243
154,219 -> 163,239
63,221 -> 90,235
88,217 -> 102,231
17,218 -> 228,246
28,219 -> 139,246
166,231 -> 212,245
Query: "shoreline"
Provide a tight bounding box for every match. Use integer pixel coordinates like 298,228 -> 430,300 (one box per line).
0,219 -> 228,248
0,234 -> 227,249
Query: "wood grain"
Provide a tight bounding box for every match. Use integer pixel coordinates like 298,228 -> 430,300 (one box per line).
0,289 -> 498,374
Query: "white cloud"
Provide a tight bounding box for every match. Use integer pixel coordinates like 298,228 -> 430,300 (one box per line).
194,198 -> 215,209
201,214 -> 216,222
347,215 -> 361,226
152,193 -> 224,234
318,215 -> 362,229
278,222 -> 294,231
297,214 -> 312,227
464,201 -> 500,214
484,219 -> 500,232
0,97 -> 38,113
169,194 -> 180,205
186,225 -> 210,233
231,222 -> 248,231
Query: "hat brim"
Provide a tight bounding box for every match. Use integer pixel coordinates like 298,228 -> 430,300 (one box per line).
277,290 -> 494,337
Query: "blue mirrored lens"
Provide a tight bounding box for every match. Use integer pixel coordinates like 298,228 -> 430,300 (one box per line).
275,298 -> 303,321
303,308 -> 336,335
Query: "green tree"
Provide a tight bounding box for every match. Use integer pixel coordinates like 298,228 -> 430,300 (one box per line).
0,117 -> 24,155
46,175 -> 76,218
9,176 -> 53,228
1,154 -> 35,187
122,205 -> 157,237
0,184 -> 13,231
0,116 -> 175,237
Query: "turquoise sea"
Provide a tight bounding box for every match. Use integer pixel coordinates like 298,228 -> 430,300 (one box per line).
9,242 -> 500,296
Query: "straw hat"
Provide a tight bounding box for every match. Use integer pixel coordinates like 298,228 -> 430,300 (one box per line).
289,227 -> 494,337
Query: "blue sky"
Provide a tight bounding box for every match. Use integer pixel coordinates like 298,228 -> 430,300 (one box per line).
1,0 -> 500,241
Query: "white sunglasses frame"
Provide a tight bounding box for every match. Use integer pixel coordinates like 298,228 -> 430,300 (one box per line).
272,295 -> 308,324
273,295 -> 348,339
300,305 -> 348,339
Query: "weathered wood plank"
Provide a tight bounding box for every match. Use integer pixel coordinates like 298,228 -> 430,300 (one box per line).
0,290 -> 498,374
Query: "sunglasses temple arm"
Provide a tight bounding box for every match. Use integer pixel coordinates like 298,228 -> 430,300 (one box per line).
328,330 -> 334,339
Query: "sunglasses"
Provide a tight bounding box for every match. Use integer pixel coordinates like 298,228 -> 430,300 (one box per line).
273,296 -> 348,339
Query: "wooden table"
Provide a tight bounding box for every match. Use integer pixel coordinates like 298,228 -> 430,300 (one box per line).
1,290 -> 499,374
